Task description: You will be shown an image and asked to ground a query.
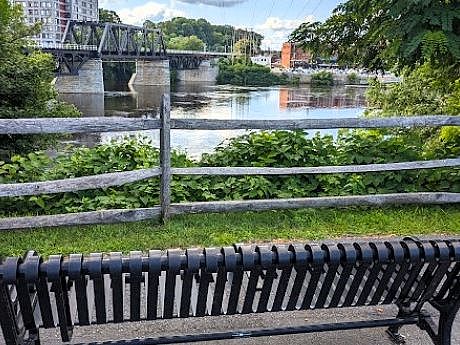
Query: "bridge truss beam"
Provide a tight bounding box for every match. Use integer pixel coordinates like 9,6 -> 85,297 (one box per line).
64,21 -> 167,60
45,21 -> 167,75
43,21 -> 230,75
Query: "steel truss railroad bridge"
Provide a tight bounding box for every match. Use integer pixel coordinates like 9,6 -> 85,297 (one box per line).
39,21 -> 230,75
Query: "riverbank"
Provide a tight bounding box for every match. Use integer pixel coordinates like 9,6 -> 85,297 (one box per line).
271,68 -> 401,85
1,206 -> 458,256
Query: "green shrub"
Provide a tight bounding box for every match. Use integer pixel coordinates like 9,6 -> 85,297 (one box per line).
366,63 -> 460,117
217,59 -> 289,86
311,71 -> 334,86
347,72 -> 359,84
0,129 -> 457,217
0,139 -> 195,215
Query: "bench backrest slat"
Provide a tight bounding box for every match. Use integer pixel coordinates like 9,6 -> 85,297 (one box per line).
256,266 -> 277,313
341,243 -> 373,307
210,266 -> 227,315
271,266 -> 292,312
147,250 -> 162,320
328,243 -> 357,308
163,249 -> 181,319
129,251 -> 143,321
108,252 -> 123,323
436,262 -> 460,300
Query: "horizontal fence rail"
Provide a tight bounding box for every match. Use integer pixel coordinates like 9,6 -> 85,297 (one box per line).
171,158 -> 460,176
0,105 -> 459,230
170,116 -> 460,130
169,193 -> 460,216
0,193 -> 457,230
0,116 -> 459,134
0,207 -> 162,230
0,159 -> 458,197
0,168 -> 161,197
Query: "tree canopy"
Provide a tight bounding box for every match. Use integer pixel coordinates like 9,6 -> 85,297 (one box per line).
96,11 -> 264,53
144,17 -> 263,53
98,9 -> 121,23
167,35 -> 205,51
0,0 -> 79,156
290,0 -> 460,71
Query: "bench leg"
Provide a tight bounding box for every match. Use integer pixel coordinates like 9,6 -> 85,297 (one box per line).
436,304 -> 459,345
386,303 -> 412,344
417,296 -> 460,345
438,319 -> 454,345
386,326 -> 407,344
24,329 -> 40,345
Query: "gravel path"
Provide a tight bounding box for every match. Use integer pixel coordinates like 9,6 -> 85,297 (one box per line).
14,305 -> 458,345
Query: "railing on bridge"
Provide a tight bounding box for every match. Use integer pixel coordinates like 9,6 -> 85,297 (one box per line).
0,97 -> 458,230
39,44 -> 231,57
166,49 -> 232,57
38,42 -> 98,51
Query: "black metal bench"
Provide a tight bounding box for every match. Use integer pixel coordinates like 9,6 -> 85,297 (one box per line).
1,237 -> 459,345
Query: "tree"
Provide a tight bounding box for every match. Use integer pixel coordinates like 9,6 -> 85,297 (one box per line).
0,0 -> 79,157
234,39 -> 252,60
289,22 -> 323,62
98,8 -> 121,23
144,17 -> 263,53
290,0 -> 460,72
167,35 -> 205,51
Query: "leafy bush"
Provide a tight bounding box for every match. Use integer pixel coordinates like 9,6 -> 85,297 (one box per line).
0,130 -> 457,217
365,63 -> 460,160
217,59 -> 289,86
0,139 -> 200,215
347,72 -> 359,84
311,71 -> 334,86
366,63 -> 460,116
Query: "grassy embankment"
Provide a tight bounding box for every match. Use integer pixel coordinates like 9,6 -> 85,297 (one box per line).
0,206 -> 458,257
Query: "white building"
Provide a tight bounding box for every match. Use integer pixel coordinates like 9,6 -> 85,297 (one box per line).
14,0 -> 99,46
250,55 -> 272,68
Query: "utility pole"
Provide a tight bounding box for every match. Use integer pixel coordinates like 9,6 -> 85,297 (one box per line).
248,28 -> 252,58
252,29 -> 255,56
245,27 -> 248,60
231,28 -> 236,64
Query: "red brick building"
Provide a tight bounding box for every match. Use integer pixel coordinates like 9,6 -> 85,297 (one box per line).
281,42 -> 312,68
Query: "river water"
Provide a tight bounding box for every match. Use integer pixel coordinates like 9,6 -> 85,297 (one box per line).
59,83 -> 367,157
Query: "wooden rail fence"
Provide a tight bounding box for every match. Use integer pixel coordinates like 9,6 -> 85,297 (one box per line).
0,94 -> 458,230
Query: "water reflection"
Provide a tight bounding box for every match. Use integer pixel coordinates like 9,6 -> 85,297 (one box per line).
60,83 -> 367,157
59,93 -> 105,116
279,86 -> 366,109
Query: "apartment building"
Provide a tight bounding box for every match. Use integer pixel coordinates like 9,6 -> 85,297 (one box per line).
14,0 -> 99,46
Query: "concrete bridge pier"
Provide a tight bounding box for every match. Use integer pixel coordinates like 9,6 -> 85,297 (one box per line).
129,60 -> 170,86
176,61 -> 219,83
53,59 -> 104,94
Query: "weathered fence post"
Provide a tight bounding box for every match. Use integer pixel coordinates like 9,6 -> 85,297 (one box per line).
160,94 -> 172,222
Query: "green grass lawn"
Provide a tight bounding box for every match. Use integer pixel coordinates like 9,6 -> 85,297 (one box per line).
0,205 -> 459,257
